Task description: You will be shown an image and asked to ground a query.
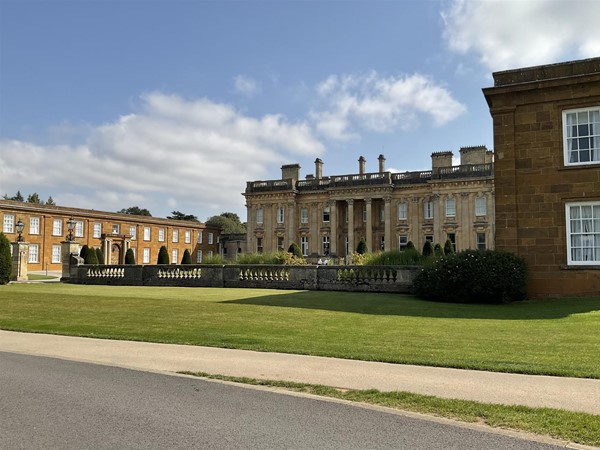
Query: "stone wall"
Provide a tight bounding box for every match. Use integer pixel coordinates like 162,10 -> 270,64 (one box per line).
68,263 -> 420,293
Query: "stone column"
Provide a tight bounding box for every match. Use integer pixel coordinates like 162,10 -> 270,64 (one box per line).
10,241 -> 29,282
432,194 -> 440,244
365,198 -> 373,252
310,202 -> 319,255
347,199 -> 354,256
287,200 -> 296,249
329,200 -> 337,256
384,197 -> 392,251
61,240 -> 81,281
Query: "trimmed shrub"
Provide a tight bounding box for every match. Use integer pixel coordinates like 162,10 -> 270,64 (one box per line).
181,249 -> 192,265
79,245 -> 89,260
413,249 -> 528,304
84,247 -> 99,264
202,254 -> 227,265
422,240 -> 433,257
365,250 -> 422,266
0,232 -> 12,284
95,247 -> 104,265
124,248 -> 136,264
444,239 -> 455,255
434,243 -> 443,257
287,243 -> 302,259
157,245 -> 169,264
406,241 -> 415,250
356,239 -> 367,254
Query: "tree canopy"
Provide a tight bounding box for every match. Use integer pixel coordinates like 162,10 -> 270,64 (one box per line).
205,212 -> 246,234
118,206 -> 152,216
167,211 -> 199,222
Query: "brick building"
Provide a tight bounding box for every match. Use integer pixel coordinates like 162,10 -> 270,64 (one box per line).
244,147 -> 494,259
0,200 -> 220,271
483,57 -> 600,297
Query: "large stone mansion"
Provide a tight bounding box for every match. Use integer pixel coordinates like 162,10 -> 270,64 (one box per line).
244,146 -> 494,258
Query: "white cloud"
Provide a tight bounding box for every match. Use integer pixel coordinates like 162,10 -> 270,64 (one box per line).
310,71 -> 466,141
442,0 -> 600,72
233,75 -> 260,97
0,92 -> 324,218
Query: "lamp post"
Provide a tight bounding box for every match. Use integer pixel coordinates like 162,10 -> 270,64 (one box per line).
16,218 -> 25,242
66,216 -> 76,242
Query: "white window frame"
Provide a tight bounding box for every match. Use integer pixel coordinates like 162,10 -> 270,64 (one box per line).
28,244 -> 39,263
208,233 -> 214,245
52,219 -> 62,236
112,224 -> 120,234
207,250 -> 213,258
566,201 -> 600,265
196,250 -> 203,263
172,229 -> 179,243
3,214 -> 14,233
398,202 -> 408,220
29,217 -> 40,235
322,236 -> 330,255
172,249 -> 178,265
143,248 -> 150,264
197,231 -> 203,244
445,198 -> 456,218
300,208 -> 309,224
476,232 -> 486,250
277,207 -> 285,224
129,226 -> 137,241
93,222 -> 102,238
75,221 -> 84,238
424,201 -> 433,220
185,230 -> 191,244
300,236 -> 308,256
475,197 -> 487,217
51,245 -> 61,263
158,228 -> 165,242
399,235 -> 408,250
256,208 -> 263,225
323,207 -> 330,223
563,106 -> 600,166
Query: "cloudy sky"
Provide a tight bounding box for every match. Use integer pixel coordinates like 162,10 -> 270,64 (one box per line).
1,0 -> 599,221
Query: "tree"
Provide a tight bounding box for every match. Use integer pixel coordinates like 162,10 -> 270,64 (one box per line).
167,211 -> 199,222
46,196 -> 56,206
124,248 -> 136,264
27,193 -> 43,204
118,206 -> 152,216
181,249 -> 192,264
205,212 -> 246,234
287,242 -> 302,259
3,191 -> 24,202
157,245 -> 170,264
444,239 -> 455,255
422,240 -> 433,257
356,239 -> 367,255
0,232 -> 12,285
95,247 -> 105,265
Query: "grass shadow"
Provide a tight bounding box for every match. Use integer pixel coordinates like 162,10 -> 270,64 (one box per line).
223,290 -> 600,320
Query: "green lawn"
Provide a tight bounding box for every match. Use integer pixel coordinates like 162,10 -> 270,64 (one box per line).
1,283 -> 599,378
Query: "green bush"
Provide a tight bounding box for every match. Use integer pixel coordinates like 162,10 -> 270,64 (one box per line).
84,247 -> 99,264
413,249 -> 528,304
434,243 -> 443,257
365,250 -> 422,266
0,232 -> 12,284
444,239 -> 454,255
157,246 -> 169,264
287,243 -> 302,259
124,248 -> 136,264
356,239 -> 367,254
422,240 -> 433,257
181,249 -> 192,265
95,247 -> 104,265
79,245 -> 89,260
406,241 -> 415,250
202,254 -> 227,265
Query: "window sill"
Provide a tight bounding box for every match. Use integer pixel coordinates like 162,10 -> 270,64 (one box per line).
560,264 -> 600,270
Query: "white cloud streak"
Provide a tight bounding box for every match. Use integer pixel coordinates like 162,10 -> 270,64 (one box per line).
442,0 -> 600,72
233,75 -> 260,97
310,71 -> 466,141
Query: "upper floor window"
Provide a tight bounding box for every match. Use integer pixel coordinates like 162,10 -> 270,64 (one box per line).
29,217 -> 40,235
256,208 -> 264,225
93,223 -> 102,238
197,231 -> 203,243
300,208 -> 309,224
158,228 -> 165,242
75,221 -> 84,237
566,201 -> 600,265
3,214 -> 14,233
112,224 -> 120,234
475,197 -> 487,216
323,207 -> 330,223
130,226 -> 137,240
208,232 -> 213,245
398,202 -> 408,220
277,207 -> 285,224
52,219 -> 62,236
424,201 -> 434,220
563,107 -> 600,166
172,229 -> 179,243
185,230 -> 191,244
445,198 -> 456,218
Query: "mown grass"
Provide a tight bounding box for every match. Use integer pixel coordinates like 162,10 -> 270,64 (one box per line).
27,274 -> 58,281
0,283 -> 599,378
182,372 -> 600,447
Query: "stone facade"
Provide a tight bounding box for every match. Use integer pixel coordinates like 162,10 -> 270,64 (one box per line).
483,57 -> 600,297
244,147 -> 494,258
0,200 -> 220,271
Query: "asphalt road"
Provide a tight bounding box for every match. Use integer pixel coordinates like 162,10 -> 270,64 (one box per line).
0,352 -> 568,450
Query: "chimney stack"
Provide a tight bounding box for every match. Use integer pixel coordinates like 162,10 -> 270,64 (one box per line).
378,154 -> 386,173
358,156 -> 366,175
315,158 -> 323,179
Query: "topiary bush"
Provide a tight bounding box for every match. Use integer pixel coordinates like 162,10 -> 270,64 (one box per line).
84,247 -> 99,264
413,249 -> 528,304
95,247 -> 104,265
0,232 -> 12,284
356,239 -> 367,254
181,249 -> 192,265
157,245 -> 169,264
433,243 -> 443,257
79,245 -> 89,260
124,248 -> 136,264
422,240 -> 433,257
288,242 -> 302,259
406,241 -> 415,250
444,239 -> 454,255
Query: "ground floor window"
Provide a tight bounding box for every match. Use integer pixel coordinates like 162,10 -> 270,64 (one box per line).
566,201 -> 600,265
256,237 -> 263,253
322,236 -> 330,256
399,235 -> 408,250
172,249 -> 178,265
52,245 -> 61,263
277,236 -> 284,251
28,244 -> 39,263
300,237 -> 308,256
196,250 -> 203,263
447,233 -> 456,253
143,248 -> 150,264
476,232 -> 486,250
379,236 -> 385,250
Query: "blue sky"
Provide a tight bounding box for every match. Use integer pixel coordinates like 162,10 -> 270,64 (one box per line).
1,0 -> 599,221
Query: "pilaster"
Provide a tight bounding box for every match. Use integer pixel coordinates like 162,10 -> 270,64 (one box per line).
10,241 -> 29,282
